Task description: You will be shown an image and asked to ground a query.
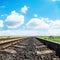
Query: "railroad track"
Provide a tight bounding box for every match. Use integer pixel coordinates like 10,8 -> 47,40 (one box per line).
0,37 -> 24,49
0,37 -> 60,60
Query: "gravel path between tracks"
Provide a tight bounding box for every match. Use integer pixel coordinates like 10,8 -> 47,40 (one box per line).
0,37 -> 60,60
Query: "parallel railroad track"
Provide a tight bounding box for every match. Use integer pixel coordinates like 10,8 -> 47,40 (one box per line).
0,38 -> 24,49
0,37 -> 60,60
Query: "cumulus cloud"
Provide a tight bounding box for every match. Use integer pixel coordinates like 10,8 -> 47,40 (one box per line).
50,20 -> 60,29
26,18 -> 49,29
0,20 -> 4,27
48,29 -> 60,36
6,10 -> 24,28
47,20 -> 60,35
0,11 -> 60,36
0,17 -> 60,36
26,17 -> 60,35
21,5 -> 28,14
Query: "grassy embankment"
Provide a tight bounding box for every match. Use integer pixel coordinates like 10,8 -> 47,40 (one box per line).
37,36 -> 60,43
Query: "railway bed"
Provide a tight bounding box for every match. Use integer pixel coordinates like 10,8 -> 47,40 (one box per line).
0,37 -> 60,60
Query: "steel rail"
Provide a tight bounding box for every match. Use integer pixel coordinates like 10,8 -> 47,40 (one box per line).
0,38 -> 23,44
0,38 -> 23,49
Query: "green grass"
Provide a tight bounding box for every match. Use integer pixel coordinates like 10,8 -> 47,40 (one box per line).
37,36 -> 60,43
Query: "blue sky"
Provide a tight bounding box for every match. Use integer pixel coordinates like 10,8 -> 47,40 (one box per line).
0,0 -> 60,36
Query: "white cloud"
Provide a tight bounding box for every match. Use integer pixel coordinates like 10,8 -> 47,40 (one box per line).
48,29 -> 60,36
6,10 -> 24,28
44,19 -> 60,35
21,5 -> 28,14
26,18 -> 49,29
0,29 -> 60,36
26,17 -> 60,36
26,17 -> 60,30
34,14 -> 38,17
47,20 -> 60,36
0,30 -> 43,36
0,11 -> 60,36
50,20 -> 60,29
0,20 -> 4,27
0,17 -> 60,36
